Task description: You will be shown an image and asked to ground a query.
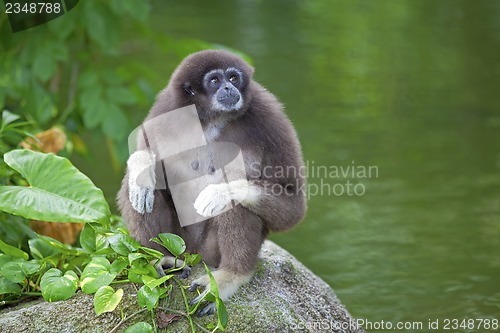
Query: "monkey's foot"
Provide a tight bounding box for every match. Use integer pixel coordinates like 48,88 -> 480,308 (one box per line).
187,270 -> 253,316
188,282 -> 215,317
156,265 -> 191,278
198,303 -> 216,317
155,257 -> 191,278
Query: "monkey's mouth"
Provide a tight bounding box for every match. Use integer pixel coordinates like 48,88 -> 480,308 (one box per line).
215,91 -> 242,111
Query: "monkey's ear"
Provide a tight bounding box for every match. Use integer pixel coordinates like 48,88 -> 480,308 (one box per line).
183,83 -> 196,96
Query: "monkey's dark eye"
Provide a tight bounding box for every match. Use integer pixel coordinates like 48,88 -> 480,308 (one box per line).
210,77 -> 219,84
229,75 -> 238,83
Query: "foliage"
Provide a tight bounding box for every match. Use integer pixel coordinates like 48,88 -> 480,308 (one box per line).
0,111 -> 36,248
0,0 -> 242,165
0,0 -> 241,269
0,150 -> 227,332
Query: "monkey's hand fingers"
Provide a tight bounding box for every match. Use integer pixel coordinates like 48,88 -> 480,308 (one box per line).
188,274 -> 210,302
194,183 -> 232,218
198,303 -> 216,317
127,150 -> 156,214
129,184 -> 155,214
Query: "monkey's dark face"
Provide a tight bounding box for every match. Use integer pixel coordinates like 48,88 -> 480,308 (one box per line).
202,67 -> 244,112
171,50 -> 254,121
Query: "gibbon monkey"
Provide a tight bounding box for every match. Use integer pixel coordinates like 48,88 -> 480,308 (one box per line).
118,50 -> 306,315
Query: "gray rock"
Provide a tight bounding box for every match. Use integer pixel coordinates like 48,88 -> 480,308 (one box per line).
0,241 -> 365,333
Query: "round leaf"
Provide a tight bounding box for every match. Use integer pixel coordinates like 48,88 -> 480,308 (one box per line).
0,260 -> 40,283
137,285 -> 159,311
79,224 -> 97,253
0,276 -> 22,295
0,150 -> 110,224
107,233 -> 140,256
152,233 -> 186,257
40,268 -> 78,302
0,238 -> 29,260
124,322 -> 153,333
80,257 -> 116,294
29,238 -> 59,259
94,286 -> 123,315
110,257 -> 128,274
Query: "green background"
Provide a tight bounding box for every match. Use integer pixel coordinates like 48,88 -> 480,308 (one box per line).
1,1 -> 499,331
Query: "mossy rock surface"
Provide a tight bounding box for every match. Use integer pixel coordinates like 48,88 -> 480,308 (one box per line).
0,241 -> 365,333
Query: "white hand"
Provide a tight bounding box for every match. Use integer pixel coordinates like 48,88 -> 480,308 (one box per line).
194,183 -> 232,218
194,180 -> 260,218
127,150 -> 156,214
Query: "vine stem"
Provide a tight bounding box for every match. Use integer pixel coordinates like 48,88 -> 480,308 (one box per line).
174,277 -> 196,333
108,308 -> 148,333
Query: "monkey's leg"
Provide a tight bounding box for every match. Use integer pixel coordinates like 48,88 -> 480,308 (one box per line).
118,173 -> 184,252
189,207 -> 265,316
156,256 -> 191,278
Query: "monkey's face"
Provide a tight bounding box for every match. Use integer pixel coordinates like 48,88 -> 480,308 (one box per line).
172,50 -> 254,121
202,67 -> 244,112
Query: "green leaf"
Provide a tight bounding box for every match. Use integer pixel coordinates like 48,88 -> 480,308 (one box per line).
29,238 -> 60,259
0,258 -> 39,283
203,264 -> 228,330
0,260 -> 29,283
40,268 -> 78,302
94,286 -> 123,315
110,257 -> 128,275
79,224 -> 97,253
80,257 -> 116,294
142,275 -> 172,289
32,42 -> 57,82
0,276 -> 22,295
94,233 -> 112,255
151,233 -> 186,257
1,110 -> 21,132
216,299 -> 228,330
137,285 -> 159,311
37,235 -> 80,255
0,150 -> 111,224
124,322 -> 153,333
128,252 -> 149,265
101,102 -> 129,141
127,270 -> 143,284
139,247 -> 164,260
106,86 -> 136,106
128,259 -> 157,283
0,238 -> 29,260
84,2 -> 119,49
184,253 -> 202,267
77,70 -> 99,89
79,86 -> 105,129
107,233 -> 140,256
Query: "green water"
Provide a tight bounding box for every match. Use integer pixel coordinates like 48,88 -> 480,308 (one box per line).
82,0 -> 500,331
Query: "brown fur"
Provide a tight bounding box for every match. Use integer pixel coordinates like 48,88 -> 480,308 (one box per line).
117,50 -> 306,302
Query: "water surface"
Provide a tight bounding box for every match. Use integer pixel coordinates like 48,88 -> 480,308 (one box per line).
86,1 -> 500,330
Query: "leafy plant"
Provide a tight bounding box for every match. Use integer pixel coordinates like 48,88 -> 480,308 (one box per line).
0,149 -> 227,332
0,111 -> 37,249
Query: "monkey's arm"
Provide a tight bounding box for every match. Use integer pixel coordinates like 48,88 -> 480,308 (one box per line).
194,177 -> 306,232
127,150 -> 156,214
246,178 -> 306,231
